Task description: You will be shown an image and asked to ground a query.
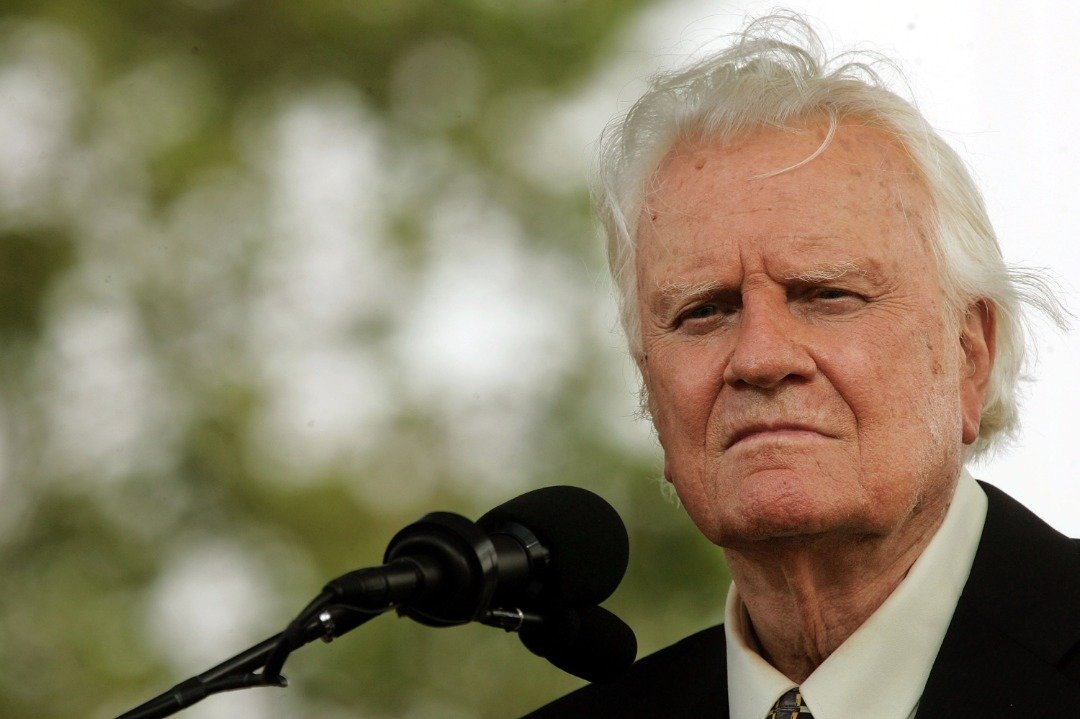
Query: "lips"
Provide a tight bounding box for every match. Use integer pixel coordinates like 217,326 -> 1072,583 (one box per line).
725,422 -> 830,448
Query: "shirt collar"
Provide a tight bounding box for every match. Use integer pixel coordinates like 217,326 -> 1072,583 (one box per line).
725,470 -> 988,719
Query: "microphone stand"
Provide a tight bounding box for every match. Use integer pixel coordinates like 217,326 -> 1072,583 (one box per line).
115,490 -> 636,716
115,605 -> 381,719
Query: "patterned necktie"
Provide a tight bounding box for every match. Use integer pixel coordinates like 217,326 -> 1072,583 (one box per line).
767,688 -> 814,718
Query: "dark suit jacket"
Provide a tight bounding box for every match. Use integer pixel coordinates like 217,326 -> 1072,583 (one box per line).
521,482 -> 1080,717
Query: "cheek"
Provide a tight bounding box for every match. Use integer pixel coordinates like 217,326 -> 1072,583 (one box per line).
825,321 -> 964,477
828,311 -> 943,402
645,344 -> 724,439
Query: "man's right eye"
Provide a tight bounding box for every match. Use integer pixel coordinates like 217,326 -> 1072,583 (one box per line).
685,304 -> 718,319
677,304 -> 723,327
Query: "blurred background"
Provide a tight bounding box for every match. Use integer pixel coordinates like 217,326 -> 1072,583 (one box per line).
0,1 -> 1076,718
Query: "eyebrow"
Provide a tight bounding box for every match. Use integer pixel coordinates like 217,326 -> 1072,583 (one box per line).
782,259 -> 881,283
651,279 -> 734,319
649,258 -> 886,317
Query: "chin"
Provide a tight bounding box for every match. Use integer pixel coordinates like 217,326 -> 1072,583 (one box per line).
683,467 -> 876,547
716,512 -> 842,548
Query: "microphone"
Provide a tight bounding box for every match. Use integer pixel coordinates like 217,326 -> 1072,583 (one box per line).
119,487 -> 636,717
477,485 -> 630,609
323,485 -> 630,627
519,605 -> 638,683
260,485 -> 635,687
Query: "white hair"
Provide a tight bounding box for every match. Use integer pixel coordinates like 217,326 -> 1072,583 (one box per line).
594,13 -> 1066,459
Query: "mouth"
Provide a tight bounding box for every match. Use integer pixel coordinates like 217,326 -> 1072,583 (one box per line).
726,423 -> 830,449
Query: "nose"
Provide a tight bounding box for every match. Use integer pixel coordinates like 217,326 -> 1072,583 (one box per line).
722,294 -> 815,389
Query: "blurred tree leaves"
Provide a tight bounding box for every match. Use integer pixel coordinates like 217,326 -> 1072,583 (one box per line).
0,1 -> 731,718
0,229 -> 73,335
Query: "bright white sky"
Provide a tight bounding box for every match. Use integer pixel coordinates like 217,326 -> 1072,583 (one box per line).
611,0 -> 1080,535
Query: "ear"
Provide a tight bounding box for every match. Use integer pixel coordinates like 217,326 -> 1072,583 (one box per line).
960,300 -> 996,445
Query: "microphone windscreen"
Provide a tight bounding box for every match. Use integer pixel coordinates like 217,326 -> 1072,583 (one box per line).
519,605 -> 637,683
477,485 -> 628,607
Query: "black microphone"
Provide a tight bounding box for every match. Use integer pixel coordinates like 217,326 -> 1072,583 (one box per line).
322,485 -> 630,627
120,486 -> 637,718
477,485 -> 630,609
519,605 -> 638,683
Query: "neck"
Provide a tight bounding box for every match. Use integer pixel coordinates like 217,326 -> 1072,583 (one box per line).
724,506 -> 949,683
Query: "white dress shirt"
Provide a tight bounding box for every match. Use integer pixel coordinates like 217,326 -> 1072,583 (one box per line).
725,471 -> 988,719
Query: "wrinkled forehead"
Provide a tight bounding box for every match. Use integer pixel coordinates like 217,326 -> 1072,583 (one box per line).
647,120 -> 928,207
639,122 -> 935,247
634,121 -> 940,294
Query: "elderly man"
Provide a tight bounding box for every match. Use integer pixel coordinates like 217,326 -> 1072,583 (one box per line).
523,16 -> 1079,719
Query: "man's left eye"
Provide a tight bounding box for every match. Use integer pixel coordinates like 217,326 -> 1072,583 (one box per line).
801,287 -> 867,310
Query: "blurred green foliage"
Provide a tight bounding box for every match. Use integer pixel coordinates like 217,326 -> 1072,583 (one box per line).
0,1 -> 731,717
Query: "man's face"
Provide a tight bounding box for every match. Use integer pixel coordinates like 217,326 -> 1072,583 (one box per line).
635,123 -> 989,549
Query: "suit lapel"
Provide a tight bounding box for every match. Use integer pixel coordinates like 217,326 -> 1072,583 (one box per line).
917,482 -> 1080,715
